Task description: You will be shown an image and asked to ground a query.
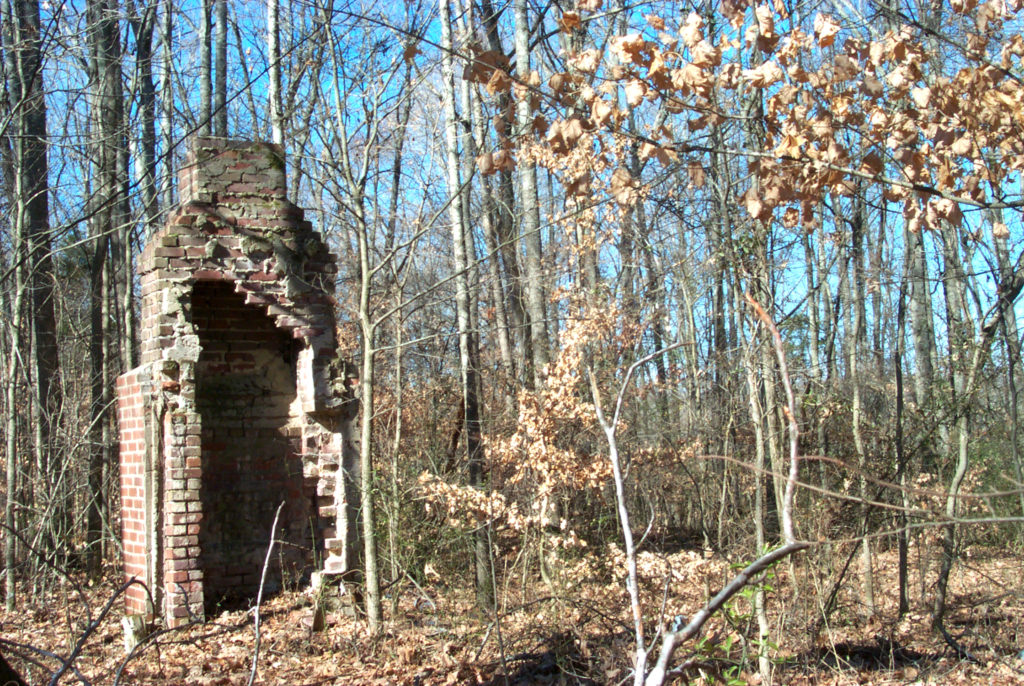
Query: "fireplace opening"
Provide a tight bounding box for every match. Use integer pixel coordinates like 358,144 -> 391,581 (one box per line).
192,280 -> 313,612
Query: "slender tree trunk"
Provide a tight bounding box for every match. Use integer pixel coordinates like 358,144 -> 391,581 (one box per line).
3,144 -> 26,607
388,283 -> 403,589
21,0 -> 56,532
804,226 -> 834,494
85,0 -> 123,575
159,0 -> 174,208
817,224 -> 838,384
475,0 -> 527,388
759,327 -> 782,537
907,227 -> 935,411
231,20 -> 262,139
895,264 -> 910,615
674,251 -> 701,428
381,59 -> 411,589
129,2 -> 158,230
323,9 -> 393,629
932,221 -> 972,631
640,244 -> 670,424
440,0 -> 493,609
7,0 -> 59,564
358,312 -> 381,631
113,94 -> 132,374
126,1 -> 159,371
708,138 -> 732,454
870,209 -> 886,377
350,179 -> 381,628
469,86 -> 516,405
848,197 -> 875,616
213,0 -> 226,136
86,234 -> 109,575
743,321 -> 773,684
461,0 -> 514,406
267,0 -> 283,145
199,0 -> 211,133
512,0 -> 548,386
992,210 -> 1024,523
3,286 -> 24,610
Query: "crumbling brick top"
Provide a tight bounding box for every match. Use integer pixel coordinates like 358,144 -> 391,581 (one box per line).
178,137 -> 289,208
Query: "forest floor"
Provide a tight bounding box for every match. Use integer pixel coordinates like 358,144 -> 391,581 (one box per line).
2,545 -> 1023,685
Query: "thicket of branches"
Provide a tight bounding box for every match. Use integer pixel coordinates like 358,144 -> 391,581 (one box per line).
3,0 -> 1024,682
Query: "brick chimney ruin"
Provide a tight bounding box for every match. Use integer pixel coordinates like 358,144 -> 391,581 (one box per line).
117,138 -> 357,626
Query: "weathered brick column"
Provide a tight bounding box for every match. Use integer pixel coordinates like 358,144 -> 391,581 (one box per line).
117,138 -> 358,626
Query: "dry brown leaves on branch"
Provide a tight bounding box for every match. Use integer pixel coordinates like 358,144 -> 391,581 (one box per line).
480,2 -> 1024,236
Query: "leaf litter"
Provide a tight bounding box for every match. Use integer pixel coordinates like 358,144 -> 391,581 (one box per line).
1,546 -> 1023,684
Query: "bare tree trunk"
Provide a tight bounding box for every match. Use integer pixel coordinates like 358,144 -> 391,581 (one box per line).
388,283 -> 403,589
440,0 -> 493,609
743,325 -> 773,684
932,221 -> 972,635
803,225 -> 835,498
816,223 -> 838,384
915,209 -> 1024,650
199,0 -> 211,133
86,232 -> 109,575
469,85 -> 516,405
759,325 -> 782,537
673,249 -> 702,429
991,210 -> 1024,523
907,227 -> 936,411
848,195 -> 875,616
126,0 -> 159,372
21,0 -> 56,541
462,3 -> 514,406
159,0 -> 174,207
640,243 -> 670,424
128,2 -> 158,230
213,0 -> 226,136
267,0 -> 283,145
3,160 -> 26,610
85,0 -> 123,576
324,10 -> 383,628
346,158 -> 380,628
6,0 -> 59,567
357,312 -> 381,631
113,74 -> 132,377
478,0 -> 527,389
381,58 -> 412,589
512,0 -> 548,386
870,209 -> 886,377
895,264 -> 910,615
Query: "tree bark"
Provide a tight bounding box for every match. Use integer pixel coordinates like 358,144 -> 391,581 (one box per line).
199,0 -> 211,133
128,2 -> 158,232
159,0 -> 174,207
932,220 -> 972,633
267,0 -> 283,145
478,0 -> 528,389
907,227 -> 936,411
895,261 -> 910,615
213,0 -> 227,136
848,195 -> 875,616
6,0 -> 60,566
85,0 -> 123,575
512,0 -> 548,386
440,0 -> 493,609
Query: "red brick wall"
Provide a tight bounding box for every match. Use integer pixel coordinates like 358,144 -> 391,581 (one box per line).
117,369 -> 149,616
